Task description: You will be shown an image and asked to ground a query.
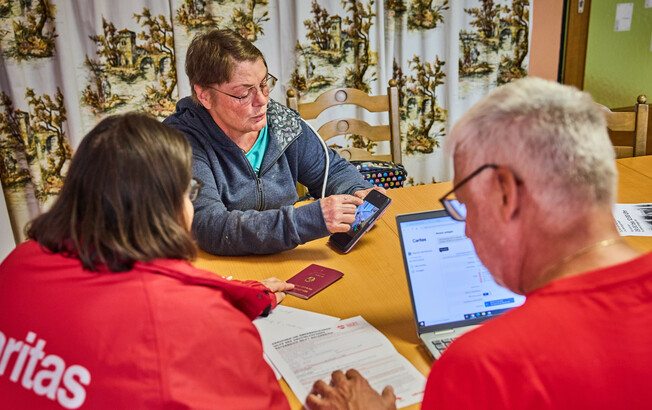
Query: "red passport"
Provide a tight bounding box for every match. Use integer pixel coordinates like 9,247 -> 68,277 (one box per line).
285,264 -> 344,299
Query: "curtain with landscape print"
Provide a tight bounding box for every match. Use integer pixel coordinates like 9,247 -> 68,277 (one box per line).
0,0 -> 531,243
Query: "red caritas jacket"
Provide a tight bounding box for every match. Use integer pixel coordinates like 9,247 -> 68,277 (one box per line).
0,240 -> 290,409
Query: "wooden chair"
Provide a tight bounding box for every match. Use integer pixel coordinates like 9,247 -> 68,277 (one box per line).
286,79 -> 402,164
596,95 -> 649,158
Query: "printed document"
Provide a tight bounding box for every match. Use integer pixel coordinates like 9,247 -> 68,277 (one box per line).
266,316 -> 426,409
253,305 -> 340,379
614,203 -> 652,236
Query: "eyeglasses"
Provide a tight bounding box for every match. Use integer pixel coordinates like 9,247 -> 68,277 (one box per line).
188,178 -> 203,202
207,73 -> 277,105
439,164 -> 498,221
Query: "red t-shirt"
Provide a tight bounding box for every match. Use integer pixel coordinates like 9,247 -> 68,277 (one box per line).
0,240 -> 290,409
422,251 -> 652,410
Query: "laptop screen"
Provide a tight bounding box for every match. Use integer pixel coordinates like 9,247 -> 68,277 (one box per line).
397,210 -> 526,333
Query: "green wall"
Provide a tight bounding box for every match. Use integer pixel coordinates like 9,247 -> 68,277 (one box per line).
583,0 -> 652,108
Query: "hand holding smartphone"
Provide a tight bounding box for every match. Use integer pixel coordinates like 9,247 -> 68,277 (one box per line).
328,190 -> 392,253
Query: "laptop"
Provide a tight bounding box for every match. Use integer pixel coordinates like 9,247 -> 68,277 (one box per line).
396,209 -> 526,359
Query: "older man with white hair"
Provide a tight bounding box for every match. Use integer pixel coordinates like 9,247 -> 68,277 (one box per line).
307,78 -> 652,410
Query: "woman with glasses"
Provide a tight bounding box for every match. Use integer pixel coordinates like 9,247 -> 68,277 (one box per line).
0,113 -> 292,408
165,29 -> 379,256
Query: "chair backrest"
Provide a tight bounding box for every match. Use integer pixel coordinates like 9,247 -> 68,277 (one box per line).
286,80 -> 402,164
596,95 -> 649,158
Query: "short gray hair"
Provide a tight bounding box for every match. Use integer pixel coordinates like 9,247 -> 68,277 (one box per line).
448,77 -> 617,217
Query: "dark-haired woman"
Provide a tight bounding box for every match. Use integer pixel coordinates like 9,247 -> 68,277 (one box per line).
0,113 -> 292,409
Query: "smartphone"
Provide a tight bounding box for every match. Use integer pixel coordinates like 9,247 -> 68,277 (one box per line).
328,190 -> 392,253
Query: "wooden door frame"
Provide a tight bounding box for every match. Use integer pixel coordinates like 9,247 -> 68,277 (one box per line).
559,0 -> 592,89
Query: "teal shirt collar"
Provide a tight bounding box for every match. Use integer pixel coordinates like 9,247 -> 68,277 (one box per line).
245,124 -> 269,175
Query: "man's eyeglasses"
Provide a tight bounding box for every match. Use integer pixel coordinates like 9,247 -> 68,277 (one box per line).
188,178 -> 203,202
439,164 -> 498,221
208,73 -> 277,105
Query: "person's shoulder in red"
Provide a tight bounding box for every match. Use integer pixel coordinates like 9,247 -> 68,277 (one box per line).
422,252 -> 652,410
0,240 -> 289,409
420,304 -> 536,410
131,258 -> 288,409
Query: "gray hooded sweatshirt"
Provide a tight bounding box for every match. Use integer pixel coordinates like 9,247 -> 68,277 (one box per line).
164,97 -> 372,256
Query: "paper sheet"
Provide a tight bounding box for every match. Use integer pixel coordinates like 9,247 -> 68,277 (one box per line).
614,203 -> 652,236
254,305 -> 341,379
266,316 -> 426,409
614,3 -> 633,32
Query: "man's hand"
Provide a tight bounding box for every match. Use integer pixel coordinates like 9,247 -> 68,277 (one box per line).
320,195 -> 363,233
306,369 -> 396,410
352,186 -> 387,200
260,277 -> 294,304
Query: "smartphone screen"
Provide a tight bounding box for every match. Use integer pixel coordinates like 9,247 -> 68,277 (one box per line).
328,190 -> 391,253
348,201 -> 379,236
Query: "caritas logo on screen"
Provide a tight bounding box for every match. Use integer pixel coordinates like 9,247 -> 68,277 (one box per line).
0,330 -> 90,409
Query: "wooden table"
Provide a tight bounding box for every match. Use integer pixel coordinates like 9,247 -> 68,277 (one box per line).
194,196 -> 429,409
616,155 -> 652,180
193,157 -> 652,409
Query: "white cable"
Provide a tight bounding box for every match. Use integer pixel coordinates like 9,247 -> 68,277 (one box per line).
304,120 -> 330,199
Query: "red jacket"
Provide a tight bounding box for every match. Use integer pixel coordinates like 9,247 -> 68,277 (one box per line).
0,240 -> 290,409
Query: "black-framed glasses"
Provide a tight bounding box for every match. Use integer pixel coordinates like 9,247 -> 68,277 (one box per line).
439,164 -> 498,221
188,178 -> 203,202
207,73 -> 277,105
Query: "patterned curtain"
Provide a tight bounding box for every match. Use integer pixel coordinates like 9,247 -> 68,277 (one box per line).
0,0 -> 531,244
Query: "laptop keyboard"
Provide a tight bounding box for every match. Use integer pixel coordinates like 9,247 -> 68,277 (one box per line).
432,338 -> 454,353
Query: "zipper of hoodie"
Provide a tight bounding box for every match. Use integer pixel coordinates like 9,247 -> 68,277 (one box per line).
256,177 -> 264,210
239,148 -> 265,211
